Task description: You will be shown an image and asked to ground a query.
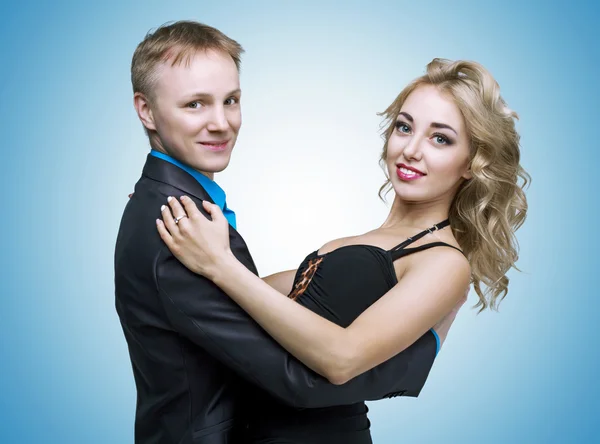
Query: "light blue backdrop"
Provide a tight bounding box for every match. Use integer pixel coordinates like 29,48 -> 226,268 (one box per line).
1,1 -> 598,443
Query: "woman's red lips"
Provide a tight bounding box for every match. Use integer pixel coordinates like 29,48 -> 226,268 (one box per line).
397,163 -> 425,175
396,163 -> 425,181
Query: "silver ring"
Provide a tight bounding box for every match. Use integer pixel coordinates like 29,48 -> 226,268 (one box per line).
174,215 -> 188,224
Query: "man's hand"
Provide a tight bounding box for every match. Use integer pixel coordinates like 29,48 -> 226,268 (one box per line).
432,286 -> 469,350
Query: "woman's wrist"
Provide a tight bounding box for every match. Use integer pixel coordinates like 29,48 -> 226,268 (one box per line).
210,251 -> 242,286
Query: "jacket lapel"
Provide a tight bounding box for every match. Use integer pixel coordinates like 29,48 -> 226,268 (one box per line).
142,154 -> 259,275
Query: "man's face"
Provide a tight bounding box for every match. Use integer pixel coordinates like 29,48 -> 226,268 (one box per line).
136,50 -> 241,178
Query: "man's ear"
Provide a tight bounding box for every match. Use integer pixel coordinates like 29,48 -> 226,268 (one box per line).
134,92 -> 156,131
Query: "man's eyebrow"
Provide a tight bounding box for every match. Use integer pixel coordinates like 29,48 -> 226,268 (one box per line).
186,89 -> 241,98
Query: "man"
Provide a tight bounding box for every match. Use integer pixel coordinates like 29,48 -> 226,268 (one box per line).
115,21 -> 450,443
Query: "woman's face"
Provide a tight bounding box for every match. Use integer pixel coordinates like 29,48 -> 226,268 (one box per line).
386,84 -> 472,205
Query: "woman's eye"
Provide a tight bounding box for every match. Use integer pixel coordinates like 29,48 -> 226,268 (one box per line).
225,97 -> 239,106
433,134 -> 450,145
187,101 -> 201,109
395,121 -> 411,133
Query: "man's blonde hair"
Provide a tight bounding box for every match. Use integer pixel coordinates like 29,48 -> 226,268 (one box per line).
131,20 -> 244,100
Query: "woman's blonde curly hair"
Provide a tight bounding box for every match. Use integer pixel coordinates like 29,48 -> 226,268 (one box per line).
378,58 -> 530,311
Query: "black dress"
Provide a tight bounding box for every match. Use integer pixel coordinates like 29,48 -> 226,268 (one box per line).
244,220 -> 462,444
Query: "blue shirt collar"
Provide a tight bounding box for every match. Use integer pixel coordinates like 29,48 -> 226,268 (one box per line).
149,150 -> 227,210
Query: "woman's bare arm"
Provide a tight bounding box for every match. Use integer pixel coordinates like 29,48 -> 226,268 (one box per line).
262,270 -> 297,296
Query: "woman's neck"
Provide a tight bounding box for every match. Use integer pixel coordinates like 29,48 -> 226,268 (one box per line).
380,195 -> 451,232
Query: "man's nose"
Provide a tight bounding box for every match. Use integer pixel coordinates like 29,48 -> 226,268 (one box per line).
207,106 -> 228,131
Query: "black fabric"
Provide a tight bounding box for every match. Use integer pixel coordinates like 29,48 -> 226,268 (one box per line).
389,219 -> 464,261
114,155 -> 438,444
244,221 -> 459,443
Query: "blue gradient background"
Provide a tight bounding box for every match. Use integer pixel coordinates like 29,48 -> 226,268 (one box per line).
1,1 -> 598,443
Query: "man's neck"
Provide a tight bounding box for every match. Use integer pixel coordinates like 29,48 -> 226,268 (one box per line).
150,146 -> 215,180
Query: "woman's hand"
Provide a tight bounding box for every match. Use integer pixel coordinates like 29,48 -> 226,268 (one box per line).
156,195 -> 234,280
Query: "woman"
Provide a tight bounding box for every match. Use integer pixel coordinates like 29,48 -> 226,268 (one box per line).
156,58 -> 529,443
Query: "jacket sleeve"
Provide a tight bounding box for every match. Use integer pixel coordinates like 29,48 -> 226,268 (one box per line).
155,250 -> 437,408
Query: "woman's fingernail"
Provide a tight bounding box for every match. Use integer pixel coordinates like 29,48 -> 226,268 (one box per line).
181,195 -> 187,201
161,205 -> 166,212
156,219 -> 161,225
167,196 -> 173,202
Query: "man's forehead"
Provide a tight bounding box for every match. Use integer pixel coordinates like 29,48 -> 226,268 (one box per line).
160,48 -> 236,71
154,51 -> 239,95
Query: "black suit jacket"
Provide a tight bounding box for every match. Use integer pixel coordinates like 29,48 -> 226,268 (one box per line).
114,155 -> 437,444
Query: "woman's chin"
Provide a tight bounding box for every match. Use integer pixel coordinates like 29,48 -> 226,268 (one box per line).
391,184 -> 428,202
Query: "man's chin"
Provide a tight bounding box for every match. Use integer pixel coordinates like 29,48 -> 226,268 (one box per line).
190,156 -> 232,176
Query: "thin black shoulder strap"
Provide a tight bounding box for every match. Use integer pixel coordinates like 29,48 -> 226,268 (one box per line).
390,242 -> 465,261
390,219 -> 451,252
